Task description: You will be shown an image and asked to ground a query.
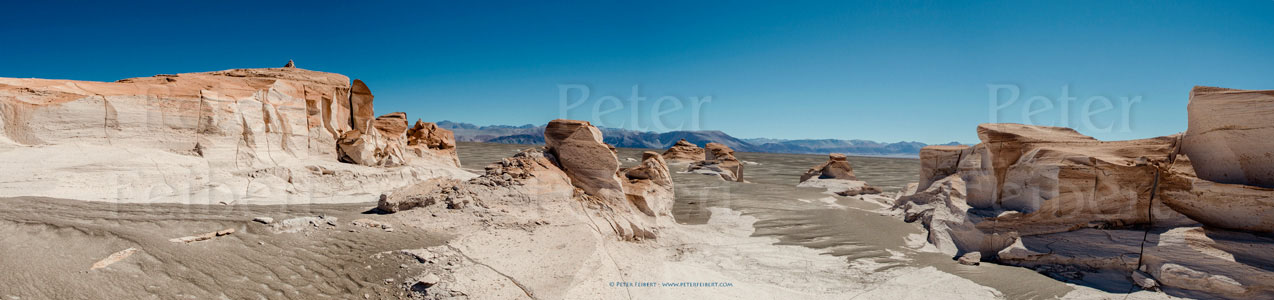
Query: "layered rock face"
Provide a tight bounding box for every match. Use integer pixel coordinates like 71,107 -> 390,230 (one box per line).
378,119 -> 675,240
973,124 -> 1193,234
688,142 -> 745,182
0,66 -> 468,204
620,151 -> 675,218
543,119 -> 626,201
1182,86 -> 1274,188
661,139 -> 705,162
896,103 -> 1274,297
798,153 -> 881,196
1161,144 -> 1274,233
898,125 -> 1194,253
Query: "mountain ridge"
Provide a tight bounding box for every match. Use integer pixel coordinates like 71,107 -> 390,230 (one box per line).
439,120 -> 957,157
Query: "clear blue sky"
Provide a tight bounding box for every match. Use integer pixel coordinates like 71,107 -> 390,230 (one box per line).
2,1 -> 1271,144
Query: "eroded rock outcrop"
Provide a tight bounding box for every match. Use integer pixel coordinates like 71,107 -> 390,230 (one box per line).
798,153 -> 880,196
620,151 -> 675,218
1162,140 -> 1274,233
1182,86 -> 1274,189
377,119 -> 675,240
897,125 -> 1195,241
661,139 -> 705,162
800,153 -> 858,182
688,142 -> 745,182
0,66 -> 468,204
892,174 -> 1016,256
896,110 -> 1274,297
336,111 -> 459,168
970,124 -> 1192,234
917,145 -> 967,191
544,119 -> 626,201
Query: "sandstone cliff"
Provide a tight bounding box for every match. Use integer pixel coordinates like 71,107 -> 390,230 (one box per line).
0,66 -> 469,204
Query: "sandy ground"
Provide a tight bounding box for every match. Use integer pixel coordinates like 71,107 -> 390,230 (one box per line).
0,197 -> 1176,300
0,197 -> 450,299
0,195 -> 999,299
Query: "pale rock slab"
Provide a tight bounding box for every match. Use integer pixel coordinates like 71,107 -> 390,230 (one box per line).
1182,86 -> 1274,188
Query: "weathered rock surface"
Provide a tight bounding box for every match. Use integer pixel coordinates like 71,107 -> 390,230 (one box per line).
407,120 -> 455,152
543,119 -> 626,201
898,125 -> 1196,240
800,153 -> 858,182
997,226 -> 1274,299
661,139 -> 705,162
797,178 -> 882,197
349,79 -> 376,133
378,119 -> 675,240
892,174 -> 1016,257
917,145 -> 967,191
688,142 -> 745,182
972,124 -> 1193,235
897,112 -> 1274,298
0,66 -> 470,204
1161,154 -> 1274,233
620,151 -> 675,218
1182,86 -> 1274,189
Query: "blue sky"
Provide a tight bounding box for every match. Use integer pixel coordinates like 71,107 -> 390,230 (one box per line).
2,1 -> 1271,144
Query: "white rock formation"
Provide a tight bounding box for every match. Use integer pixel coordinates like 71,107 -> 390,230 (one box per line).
897,111 -> 1274,297
378,119 -> 676,240
1182,86 -> 1274,188
0,67 -> 471,204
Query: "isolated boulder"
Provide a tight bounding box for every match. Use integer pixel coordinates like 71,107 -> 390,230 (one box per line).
800,153 -> 858,182
661,139 -> 705,162
1182,86 -> 1274,189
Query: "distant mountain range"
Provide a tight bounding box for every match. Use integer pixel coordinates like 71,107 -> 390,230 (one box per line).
437,121 -> 958,157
